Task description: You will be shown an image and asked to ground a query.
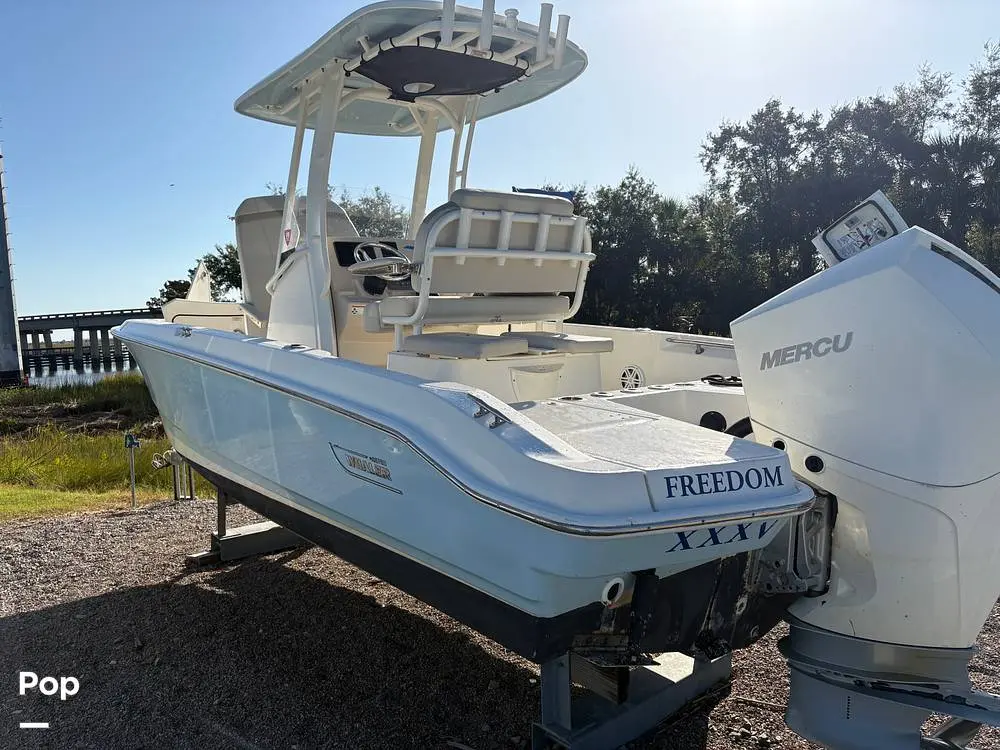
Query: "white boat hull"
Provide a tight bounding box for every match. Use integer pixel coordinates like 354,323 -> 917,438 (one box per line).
116,320 -> 814,661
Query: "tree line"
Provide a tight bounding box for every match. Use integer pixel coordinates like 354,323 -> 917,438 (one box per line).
150,44 -> 1000,336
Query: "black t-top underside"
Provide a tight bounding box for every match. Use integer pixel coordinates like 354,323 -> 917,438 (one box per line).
356,45 -> 526,102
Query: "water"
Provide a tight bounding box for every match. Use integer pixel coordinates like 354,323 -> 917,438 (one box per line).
25,362 -> 138,388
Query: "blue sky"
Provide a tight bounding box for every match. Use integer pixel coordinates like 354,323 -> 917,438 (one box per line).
2,0 -> 998,316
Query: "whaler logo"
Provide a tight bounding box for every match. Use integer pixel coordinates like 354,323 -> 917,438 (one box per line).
759,332 -> 853,371
345,453 -> 391,481
330,443 -> 399,494
664,466 -> 783,499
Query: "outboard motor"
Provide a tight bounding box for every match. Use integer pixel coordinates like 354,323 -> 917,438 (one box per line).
732,194 -> 1000,748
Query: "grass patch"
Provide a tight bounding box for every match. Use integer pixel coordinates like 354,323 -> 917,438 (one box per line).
0,427 -> 178,491
0,371 -> 158,422
0,485 -> 166,521
0,375 -> 217,520
0,425 -> 216,521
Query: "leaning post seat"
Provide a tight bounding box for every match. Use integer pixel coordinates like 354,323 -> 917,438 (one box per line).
402,331 -> 530,359
503,330 -> 614,354
365,188 -> 598,354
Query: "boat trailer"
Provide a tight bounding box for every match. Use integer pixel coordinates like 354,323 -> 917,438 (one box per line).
173,457 -> 1000,750
185,488 -> 309,567
180,474 -> 734,750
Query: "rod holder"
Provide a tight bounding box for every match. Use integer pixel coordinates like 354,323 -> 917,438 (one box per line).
553,14 -> 569,69
478,0 -> 495,51
536,3 -> 553,62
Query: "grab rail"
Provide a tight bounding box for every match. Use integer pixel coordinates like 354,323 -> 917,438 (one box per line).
264,249 -> 304,296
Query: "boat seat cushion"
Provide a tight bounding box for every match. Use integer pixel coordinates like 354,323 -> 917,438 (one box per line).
401,332 -> 530,359
505,331 -> 614,353
364,294 -> 570,332
407,191 -> 588,303
449,188 -> 575,217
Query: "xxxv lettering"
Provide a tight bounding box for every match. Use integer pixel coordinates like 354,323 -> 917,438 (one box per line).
697,527 -> 725,548
757,520 -> 779,539
725,523 -> 752,543
665,520 -> 776,554
666,530 -> 698,552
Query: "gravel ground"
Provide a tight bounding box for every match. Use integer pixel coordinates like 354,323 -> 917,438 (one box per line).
1,501 -> 998,750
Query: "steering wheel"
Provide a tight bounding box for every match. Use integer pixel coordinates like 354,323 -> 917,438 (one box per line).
349,241 -> 412,282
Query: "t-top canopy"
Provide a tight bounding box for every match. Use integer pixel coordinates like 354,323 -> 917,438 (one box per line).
234,1 -> 587,137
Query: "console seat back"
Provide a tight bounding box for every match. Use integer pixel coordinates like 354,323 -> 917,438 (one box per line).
364,189 -> 595,354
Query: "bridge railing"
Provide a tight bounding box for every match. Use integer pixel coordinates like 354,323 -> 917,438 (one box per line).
18,307 -> 161,322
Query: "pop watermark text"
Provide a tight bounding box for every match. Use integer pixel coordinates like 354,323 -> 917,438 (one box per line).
16,671 -> 80,729
19,671 -> 79,701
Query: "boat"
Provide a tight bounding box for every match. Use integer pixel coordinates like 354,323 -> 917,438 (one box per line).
118,0 -> 813,659
114,2 -> 1000,747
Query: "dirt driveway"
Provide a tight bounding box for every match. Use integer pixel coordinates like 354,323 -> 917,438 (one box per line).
2,501 -> 998,749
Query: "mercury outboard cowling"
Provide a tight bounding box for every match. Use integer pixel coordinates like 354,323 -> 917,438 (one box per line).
733,223 -> 1000,749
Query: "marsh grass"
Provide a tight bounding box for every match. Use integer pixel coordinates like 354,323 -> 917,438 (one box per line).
0,372 -> 158,423
0,374 -> 215,519
0,426 -> 174,491
0,427 -> 216,519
